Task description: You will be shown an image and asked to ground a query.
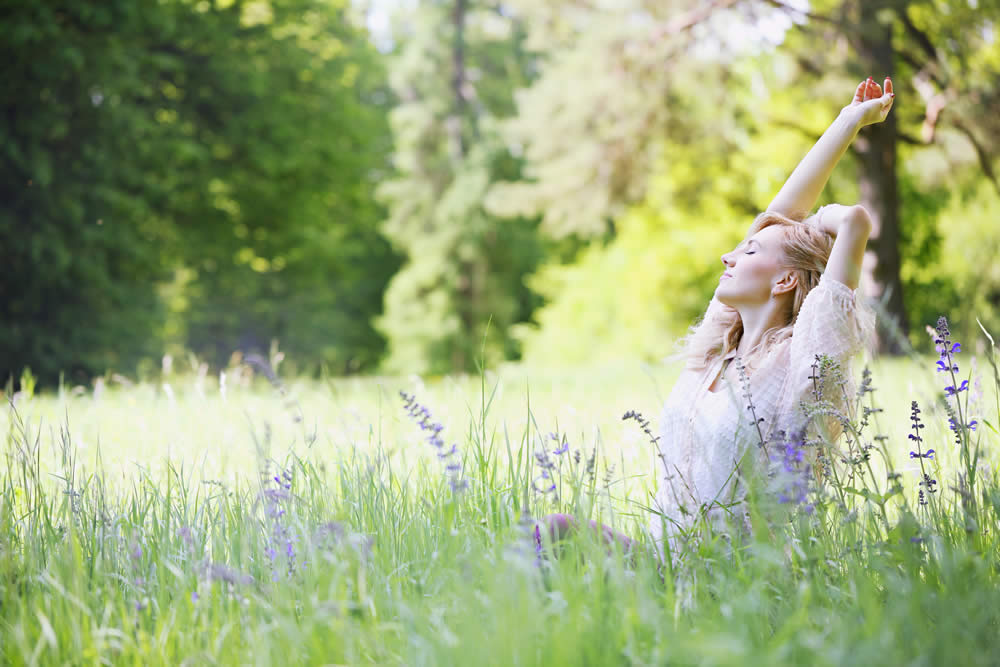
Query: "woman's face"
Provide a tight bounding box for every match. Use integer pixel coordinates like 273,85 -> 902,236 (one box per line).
716,224 -> 790,307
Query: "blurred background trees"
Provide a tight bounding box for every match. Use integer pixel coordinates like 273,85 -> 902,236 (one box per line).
2,0 -> 998,385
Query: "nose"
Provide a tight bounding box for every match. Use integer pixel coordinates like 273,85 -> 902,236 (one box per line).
721,250 -> 735,268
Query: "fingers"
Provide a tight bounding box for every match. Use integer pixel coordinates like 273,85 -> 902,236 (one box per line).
856,76 -> 892,104
864,76 -> 882,102
853,81 -> 866,104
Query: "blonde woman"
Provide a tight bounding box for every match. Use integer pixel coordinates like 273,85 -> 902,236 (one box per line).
544,77 -> 894,561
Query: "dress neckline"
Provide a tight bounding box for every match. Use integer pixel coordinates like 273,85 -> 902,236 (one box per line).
706,353 -> 738,395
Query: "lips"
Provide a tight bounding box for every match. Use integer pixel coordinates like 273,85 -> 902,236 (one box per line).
720,272 -> 732,281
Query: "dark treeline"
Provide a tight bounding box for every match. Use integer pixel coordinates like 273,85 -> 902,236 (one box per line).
2,0 -> 398,384
3,0 -> 999,386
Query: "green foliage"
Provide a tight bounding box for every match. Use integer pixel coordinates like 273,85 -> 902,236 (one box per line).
903,175 -> 1000,348
376,2 -> 544,374
1,0 -> 397,383
152,0 -> 399,373
515,52 -> 839,364
4,0 -> 1000,380
0,0 -> 171,384
504,0 -> 1000,364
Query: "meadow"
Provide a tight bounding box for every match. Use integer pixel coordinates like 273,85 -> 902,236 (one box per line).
3,325 -> 1000,666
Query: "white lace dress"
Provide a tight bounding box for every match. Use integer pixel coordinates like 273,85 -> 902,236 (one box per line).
650,274 -> 875,559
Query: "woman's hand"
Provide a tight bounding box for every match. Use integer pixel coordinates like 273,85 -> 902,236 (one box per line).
843,76 -> 894,127
805,203 -> 862,236
765,79 -> 893,222
803,206 -> 836,237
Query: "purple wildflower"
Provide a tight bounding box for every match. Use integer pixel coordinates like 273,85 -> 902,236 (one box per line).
532,446 -> 558,497
910,401 -> 937,506
399,391 -> 466,493
771,428 -> 810,507
260,466 -> 298,579
944,380 -> 969,396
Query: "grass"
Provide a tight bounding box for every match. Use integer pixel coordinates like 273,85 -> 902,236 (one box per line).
2,340 -> 999,665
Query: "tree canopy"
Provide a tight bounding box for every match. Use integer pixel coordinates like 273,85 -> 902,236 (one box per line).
3,0 -> 999,385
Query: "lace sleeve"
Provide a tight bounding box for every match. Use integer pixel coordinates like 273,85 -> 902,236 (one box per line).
789,273 -> 874,374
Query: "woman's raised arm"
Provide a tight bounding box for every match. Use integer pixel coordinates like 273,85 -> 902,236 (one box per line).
807,203 -> 871,291
766,78 -> 894,220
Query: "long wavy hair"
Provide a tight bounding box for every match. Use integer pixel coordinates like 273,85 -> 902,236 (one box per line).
679,211 -> 835,373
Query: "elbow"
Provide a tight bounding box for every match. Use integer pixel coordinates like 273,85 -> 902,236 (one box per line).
846,205 -> 873,235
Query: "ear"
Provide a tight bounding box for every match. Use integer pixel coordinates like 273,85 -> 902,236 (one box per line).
772,270 -> 798,297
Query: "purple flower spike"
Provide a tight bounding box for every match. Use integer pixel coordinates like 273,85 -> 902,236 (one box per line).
400,391 -> 467,492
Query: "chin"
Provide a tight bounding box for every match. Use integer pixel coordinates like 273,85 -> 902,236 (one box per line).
715,287 -> 735,307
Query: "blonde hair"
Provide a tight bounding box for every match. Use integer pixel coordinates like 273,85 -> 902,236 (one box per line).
680,211 -> 834,373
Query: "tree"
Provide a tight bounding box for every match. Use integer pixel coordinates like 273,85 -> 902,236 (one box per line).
0,0 -> 399,383
765,0 -> 1000,350
376,0 -> 544,374
493,0 -> 1000,356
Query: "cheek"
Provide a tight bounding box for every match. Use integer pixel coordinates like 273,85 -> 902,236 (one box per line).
740,257 -> 773,280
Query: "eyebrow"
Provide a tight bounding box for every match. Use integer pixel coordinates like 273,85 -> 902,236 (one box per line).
746,239 -> 761,249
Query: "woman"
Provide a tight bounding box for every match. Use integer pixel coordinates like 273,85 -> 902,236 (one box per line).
545,76 -> 893,562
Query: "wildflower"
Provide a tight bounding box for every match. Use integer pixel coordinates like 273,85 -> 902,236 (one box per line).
948,417 -> 978,433
944,381 -> 969,396
200,562 -> 254,586
260,466 -> 297,579
908,400 -> 938,506
622,410 -> 661,448
856,366 -> 875,398
532,447 -> 558,496
920,473 -> 938,493
736,358 -> 768,454
771,428 -> 810,507
399,391 -> 466,492
130,543 -> 143,560
935,318 -> 967,397
908,402 -> 926,447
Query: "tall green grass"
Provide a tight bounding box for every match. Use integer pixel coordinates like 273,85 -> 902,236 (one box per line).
1,337 -> 999,665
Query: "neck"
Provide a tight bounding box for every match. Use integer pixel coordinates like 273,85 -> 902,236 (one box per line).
735,297 -> 791,359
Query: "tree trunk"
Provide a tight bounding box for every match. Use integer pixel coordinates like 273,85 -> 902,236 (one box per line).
856,2 -> 907,354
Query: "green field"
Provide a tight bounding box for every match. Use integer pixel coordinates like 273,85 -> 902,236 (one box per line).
3,350 -> 999,665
